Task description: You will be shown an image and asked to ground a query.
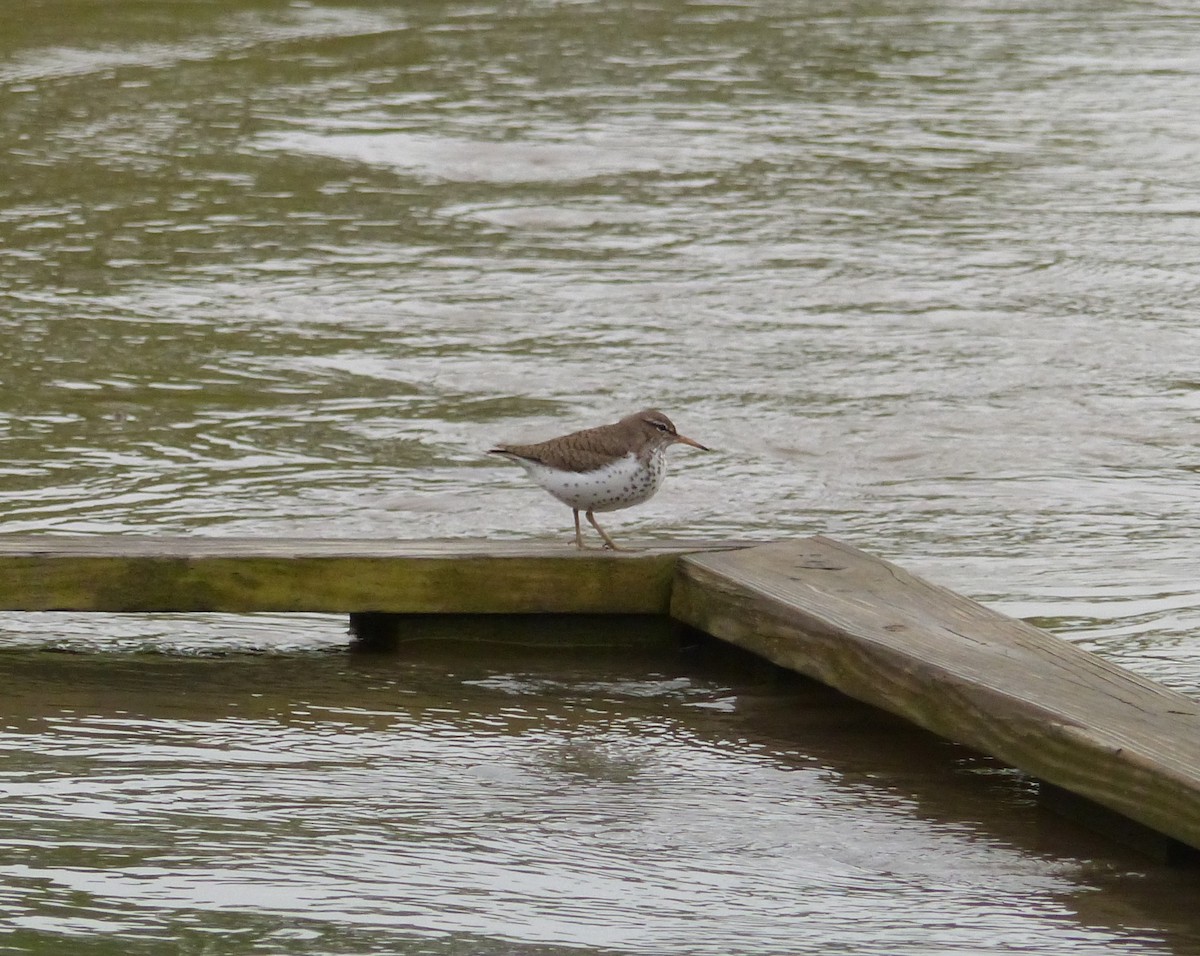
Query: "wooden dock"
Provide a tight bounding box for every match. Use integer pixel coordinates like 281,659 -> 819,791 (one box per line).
0,536 -> 742,614
1,533 -> 1198,858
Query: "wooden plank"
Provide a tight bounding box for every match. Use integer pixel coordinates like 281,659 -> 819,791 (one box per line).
0,536 -> 746,614
670,536 -> 1200,852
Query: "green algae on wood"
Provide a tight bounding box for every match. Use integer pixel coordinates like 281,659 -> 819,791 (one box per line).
0,537 -> 738,614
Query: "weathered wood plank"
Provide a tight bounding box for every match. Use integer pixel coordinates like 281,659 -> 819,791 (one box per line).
0,536 -> 746,614
670,536 -> 1200,852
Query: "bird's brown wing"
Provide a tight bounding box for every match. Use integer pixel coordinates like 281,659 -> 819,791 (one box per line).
490,422 -> 636,473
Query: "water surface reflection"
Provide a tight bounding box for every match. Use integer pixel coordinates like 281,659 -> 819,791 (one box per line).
1,638 -> 1196,955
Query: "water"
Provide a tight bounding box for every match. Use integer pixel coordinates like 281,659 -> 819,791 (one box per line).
1,639 -> 1196,956
3,0 -> 1200,951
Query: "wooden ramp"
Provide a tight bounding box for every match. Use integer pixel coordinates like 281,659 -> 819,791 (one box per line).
671,537 -> 1200,857
1,532 -> 1198,855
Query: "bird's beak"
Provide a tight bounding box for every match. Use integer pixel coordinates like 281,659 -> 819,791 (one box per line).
674,433 -> 710,451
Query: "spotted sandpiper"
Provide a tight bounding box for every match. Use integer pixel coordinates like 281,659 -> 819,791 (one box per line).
489,408 -> 709,550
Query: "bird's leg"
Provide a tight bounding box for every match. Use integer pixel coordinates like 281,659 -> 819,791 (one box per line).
586,510 -> 624,551
573,509 -> 585,549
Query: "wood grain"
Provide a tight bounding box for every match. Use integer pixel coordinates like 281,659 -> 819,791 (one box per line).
0,536 -> 748,614
670,536 -> 1200,851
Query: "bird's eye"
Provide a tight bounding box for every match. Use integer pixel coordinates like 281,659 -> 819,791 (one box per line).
652,421 -> 669,431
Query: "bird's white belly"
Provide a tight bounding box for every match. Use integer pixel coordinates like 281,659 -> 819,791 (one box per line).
521,452 -> 666,512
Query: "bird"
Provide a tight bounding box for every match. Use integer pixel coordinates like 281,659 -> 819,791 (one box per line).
488,408 -> 709,550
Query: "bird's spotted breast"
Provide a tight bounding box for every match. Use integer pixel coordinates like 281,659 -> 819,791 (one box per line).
517,450 -> 667,512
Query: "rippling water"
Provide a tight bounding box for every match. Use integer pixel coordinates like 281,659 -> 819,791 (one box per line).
2,638 -> 1197,955
4,0 -> 1200,952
